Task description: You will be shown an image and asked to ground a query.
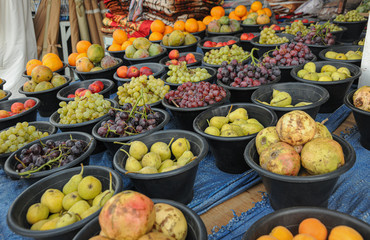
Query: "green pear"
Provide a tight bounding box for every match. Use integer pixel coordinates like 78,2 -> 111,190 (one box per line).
161,165 -> 180,172
31,219 -> 49,231
331,72 -> 347,81
56,212 -> 79,228
150,140 -> 173,161
335,53 -> 347,60
62,191 -> 82,210
120,149 -> 142,172
41,189 -> 65,213
48,213 -> 60,220
228,108 -> 248,122
232,119 -> 249,126
270,91 -> 292,107
230,124 -> 245,136
171,138 -> 190,159
304,62 -> 316,73
68,200 -> 90,216
240,123 -> 264,135
92,172 -> 114,207
204,126 -> 220,136
318,75 -> 333,81
220,129 -> 238,137
177,150 -> 195,166
78,176 -> 102,200
221,123 -> 233,132
347,52 -> 361,60
314,122 -> 333,139
337,67 -> 351,77
80,205 -> 100,219
325,51 -> 337,59
26,203 -> 49,225
63,165 -> 84,195
137,166 -> 158,174
141,152 -> 162,169
272,89 -> 280,98
40,217 -> 60,231
246,118 -> 263,126
297,69 -> 309,78
321,65 -> 337,73
128,141 -> 148,160
345,50 -> 356,57
295,102 -> 312,107
209,116 -> 229,129
158,159 -> 175,172
303,72 -> 319,81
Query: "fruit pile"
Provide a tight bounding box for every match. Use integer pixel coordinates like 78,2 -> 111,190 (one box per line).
240,33 -> 256,41
97,190 -> 188,240
26,53 -> 64,75
257,217 -> 364,240
116,65 -> 153,79
293,24 -> 335,45
165,81 -> 227,108
107,29 -> 135,51
15,138 -> 90,175
258,89 -> 312,107
66,80 -> 105,98
0,89 -> 7,100
117,75 -> 170,106
203,44 -> 250,65
297,62 -> 352,81
126,37 -> 164,59
0,99 -> 37,119
204,107 -> 264,137
25,166 -> 113,230
202,39 -> 237,48
334,9 -> 366,22
324,49 -> 362,60
166,62 -> 211,84
57,93 -> 112,124
242,12 -> 270,25
353,85 -> 370,112
217,51 -> 281,87
97,103 -> 164,138
228,2 -> 272,21
122,137 -> 195,174
290,18 -> 315,24
262,24 -> 285,32
259,28 -> 289,44
283,20 -> 310,36
161,30 -> 198,47
262,42 -> 315,67
256,110 -> 344,176
23,66 -> 68,93
0,122 -> 49,154
165,50 -> 197,66
207,16 -> 241,33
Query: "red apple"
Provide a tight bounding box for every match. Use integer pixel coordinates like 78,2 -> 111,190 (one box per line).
227,40 -> 236,45
187,58 -> 197,64
302,19 -> 309,23
216,42 -> 223,47
11,102 -> 25,114
67,94 -> 75,98
0,110 -> 10,119
240,33 -> 249,41
93,80 -> 104,91
140,67 -> 153,76
79,89 -> 92,97
88,83 -> 101,93
203,41 -> 213,47
178,56 -> 186,62
185,53 -> 195,62
127,66 -> 140,78
211,42 -> 217,47
170,59 -> 178,65
168,50 -> 180,60
75,88 -> 86,97
117,66 -> 128,78
273,25 -> 281,31
24,99 -> 36,110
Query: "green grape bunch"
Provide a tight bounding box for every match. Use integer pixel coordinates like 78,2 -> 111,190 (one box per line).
259,28 -> 289,44
334,10 -> 366,22
166,62 -> 211,84
203,45 -> 250,65
283,21 -> 310,36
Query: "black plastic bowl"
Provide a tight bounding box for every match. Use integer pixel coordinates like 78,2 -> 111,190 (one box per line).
161,66 -> 217,90
7,165 -> 123,240
206,28 -> 243,38
124,48 -> 167,65
344,89 -> 370,150
4,132 -> 97,180
241,22 -> 270,32
197,36 -> 240,54
0,78 -> 6,89
291,61 -> 362,113
193,103 -> 277,173
74,58 -> 123,81
237,32 -> 260,52
244,134 -> 356,210
105,46 -> 130,65
113,130 -> 209,204
242,206 -> 370,240
72,198 -> 207,240
49,99 -> 118,133
251,34 -> 294,58
160,36 -> 200,53
159,52 -> 203,71
333,19 -> 368,43
0,121 -> 58,167
0,90 -> 12,102
22,63 -> 68,79
319,45 -> 363,66
57,79 -> 115,102
192,29 -> 206,39
162,88 -> 230,131
216,77 -> 281,103
331,26 -> 348,41
251,82 -> 329,119
91,107 -> 170,155
0,97 -> 41,131
18,76 -> 72,117
113,63 -> 166,86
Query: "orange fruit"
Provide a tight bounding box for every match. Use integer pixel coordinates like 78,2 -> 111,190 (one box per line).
149,32 -> 163,41
197,21 -> 206,31
257,236 -> 279,240
174,20 -> 185,31
26,63 -> 40,76
235,5 -> 248,17
43,55 -> 63,71
270,226 -> 294,240
108,44 -> 122,51
242,15 -> 248,20
299,218 -> 327,240
150,20 -> 165,34
76,53 -> 88,61
328,225 -> 364,240
128,37 -> 136,43
42,53 -> 59,63
257,9 -> 266,15
26,59 -> 42,70
76,40 -> 92,54
185,18 -> 198,33
121,41 -> 132,50
113,29 -> 128,45
251,1 -> 263,12
163,25 -> 174,35
211,6 -> 225,19
68,53 -> 79,66
229,11 -> 241,21
263,7 -> 273,17
292,234 -> 317,240
203,15 -> 215,25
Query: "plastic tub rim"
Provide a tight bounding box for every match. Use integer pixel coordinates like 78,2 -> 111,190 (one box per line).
216,76 -> 281,92
161,66 -> 216,88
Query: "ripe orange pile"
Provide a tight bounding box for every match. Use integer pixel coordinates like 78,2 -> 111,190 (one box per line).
256,217 -> 364,240
149,20 -> 175,41
229,1 -> 272,21
107,29 -> 136,52
26,53 -> 64,75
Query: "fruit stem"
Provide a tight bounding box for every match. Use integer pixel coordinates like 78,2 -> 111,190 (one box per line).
321,118 -> 329,125
114,142 -> 131,146
227,105 -> 233,116
206,119 -> 210,127
168,137 -> 175,147
119,148 -> 131,157
108,171 -> 113,192
248,48 -> 261,67
171,99 -> 180,108
14,155 -> 26,168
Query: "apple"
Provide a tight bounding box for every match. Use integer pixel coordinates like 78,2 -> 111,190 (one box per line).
178,56 -> 186,62
185,53 -> 195,62
203,41 -> 213,47
169,50 -> 179,60
187,58 -> 197,64
140,66 -> 153,76
240,33 -> 249,41
211,42 -> 217,47
117,66 -> 128,78
127,66 -> 140,78
10,102 -> 25,114
79,89 -> 92,97
170,59 -> 178,65
67,94 -> 75,98
0,110 -> 10,119
24,99 -> 36,110
75,88 -> 86,97
93,80 -> 104,91
227,40 -> 236,45
215,42 -> 223,47
302,19 -> 309,23
88,83 -> 101,93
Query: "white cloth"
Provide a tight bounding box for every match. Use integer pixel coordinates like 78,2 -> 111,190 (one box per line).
0,0 -> 37,94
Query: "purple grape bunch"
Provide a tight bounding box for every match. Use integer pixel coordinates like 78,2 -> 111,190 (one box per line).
293,25 -> 335,45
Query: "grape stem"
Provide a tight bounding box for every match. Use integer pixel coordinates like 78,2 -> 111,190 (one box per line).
171,99 -> 180,108
14,155 -> 26,168
248,48 -> 261,67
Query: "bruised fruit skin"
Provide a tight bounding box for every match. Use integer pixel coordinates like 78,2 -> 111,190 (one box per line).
255,126 -> 280,155
276,110 -> 316,146
314,122 -> 333,139
301,138 -> 345,175
259,142 -> 301,176
353,85 -> 370,112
